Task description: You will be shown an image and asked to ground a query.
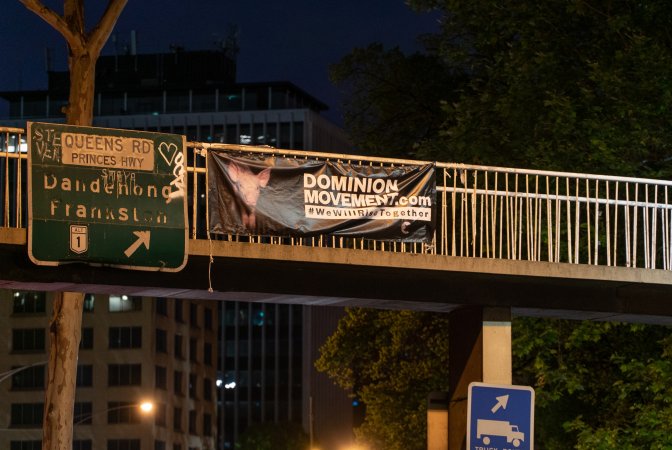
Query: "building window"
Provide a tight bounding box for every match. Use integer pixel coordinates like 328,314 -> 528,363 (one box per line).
173,445 -> 182,450
155,403 -> 167,427
189,303 -> 198,328
174,370 -> 183,396
11,365 -> 45,390
108,364 -> 141,386
203,378 -> 212,401
173,406 -> 182,431
108,402 -> 141,424
12,292 -> 46,314
189,374 -> 197,399
10,441 -> 41,450
11,403 -> 43,427
174,299 -> 184,323
204,307 -> 213,330
12,329 -> 45,352
74,402 -> 92,425
107,439 -> 140,450
189,338 -> 197,362
83,294 -> 95,312
174,334 -> 183,358
156,298 -> 168,316
80,328 -> 94,349
204,342 -> 212,366
203,413 -> 212,436
76,365 -> 93,387
155,365 -> 167,390
156,329 -> 167,353
109,327 -> 142,348
73,441 -> 92,450
154,441 -> 166,450
188,410 -> 197,434
109,295 -> 142,312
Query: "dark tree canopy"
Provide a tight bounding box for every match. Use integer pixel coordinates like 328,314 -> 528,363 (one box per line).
320,1 -> 672,449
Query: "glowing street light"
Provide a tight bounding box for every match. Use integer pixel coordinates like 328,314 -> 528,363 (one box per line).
74,400 -> 155,425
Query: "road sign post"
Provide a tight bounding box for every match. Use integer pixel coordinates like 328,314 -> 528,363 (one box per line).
467,382 -> 534,450
27,122 -> 188,271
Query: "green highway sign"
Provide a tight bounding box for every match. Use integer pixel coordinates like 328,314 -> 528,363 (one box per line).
27,122 -> 188,272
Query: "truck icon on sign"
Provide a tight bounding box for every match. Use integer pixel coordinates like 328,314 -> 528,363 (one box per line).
476,419 -> 525,447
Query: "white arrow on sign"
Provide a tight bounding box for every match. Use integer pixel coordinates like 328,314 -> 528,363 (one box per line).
491,395 -> 509,413
124,231 -> 151,258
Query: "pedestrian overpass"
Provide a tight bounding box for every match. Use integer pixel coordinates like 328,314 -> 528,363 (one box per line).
2,125 -> 672,448
2,126 -> 670,323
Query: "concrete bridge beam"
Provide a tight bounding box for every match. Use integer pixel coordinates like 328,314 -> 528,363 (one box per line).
448,306 -> 512,450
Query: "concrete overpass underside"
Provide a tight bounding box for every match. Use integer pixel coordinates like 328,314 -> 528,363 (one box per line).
1,228 -> 671,325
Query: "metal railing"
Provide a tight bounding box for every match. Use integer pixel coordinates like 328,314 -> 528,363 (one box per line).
3,127 -> 671,271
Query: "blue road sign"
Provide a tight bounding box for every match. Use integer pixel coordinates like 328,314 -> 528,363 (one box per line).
467,382 -> 535,450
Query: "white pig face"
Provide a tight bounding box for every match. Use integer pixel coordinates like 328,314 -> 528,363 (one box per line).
227,162 -> 271,207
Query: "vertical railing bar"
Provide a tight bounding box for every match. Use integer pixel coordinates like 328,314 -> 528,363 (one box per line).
605,181 -> 611,266
651,185 -> 658,269
452,168 -> 457,256
3,130 -> 9,227
613,181 -> 619,267
633,183 -> 639,268
505,174 -> 511,259
566,178 -> 572,264
484,171 -> 489,258
442,168 -> 448,255
625,183 -> 631,267
574,179 -> 581,264
516,174 -> 523,260
525,175 -> 531,260
546,176 -> 552,262
535,175 -> 541,261
472,170 -> 477,257
586,179 -> 592,265
644,185 -> 650,268
593,179 -> 599,265
490,172 -> 497,258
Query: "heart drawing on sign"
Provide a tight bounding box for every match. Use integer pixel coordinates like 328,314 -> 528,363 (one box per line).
158,142 -> 179,167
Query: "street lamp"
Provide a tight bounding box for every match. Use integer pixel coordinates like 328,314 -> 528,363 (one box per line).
74,401 -> 155,425
0,361 -> 47,384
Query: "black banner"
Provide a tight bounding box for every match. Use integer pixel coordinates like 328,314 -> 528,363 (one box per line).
208,151 -> 436,242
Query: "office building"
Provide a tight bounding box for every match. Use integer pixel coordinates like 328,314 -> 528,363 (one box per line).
0,46 -> 354,449
0,291 -> 217,450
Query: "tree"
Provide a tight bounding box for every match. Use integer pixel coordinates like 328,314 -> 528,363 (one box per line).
235,422 -> 309,450
320,1 -> 672,448
18,1 -> 127,449
513,318 -> 672,450
330,43 -> 465,158
315,308 -> 450,450
410,0 -> 672,177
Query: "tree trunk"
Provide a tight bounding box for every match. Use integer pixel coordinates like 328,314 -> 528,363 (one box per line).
65,49 -> 97,125
42,292 -> 84,450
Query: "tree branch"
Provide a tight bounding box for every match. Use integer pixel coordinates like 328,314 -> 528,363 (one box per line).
19,0 -> 84,52
87,0 -> 128,55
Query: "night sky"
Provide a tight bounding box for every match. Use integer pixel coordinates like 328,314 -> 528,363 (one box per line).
1,0 -> 440,123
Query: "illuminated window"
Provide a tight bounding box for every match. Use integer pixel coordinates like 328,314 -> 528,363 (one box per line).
12,292 -> 45,314
109,295 -> 142,312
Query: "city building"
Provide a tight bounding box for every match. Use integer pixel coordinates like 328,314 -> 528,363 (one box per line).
0,46 -> 354,449
0,49 -> 351,152
0,291 -> 217,450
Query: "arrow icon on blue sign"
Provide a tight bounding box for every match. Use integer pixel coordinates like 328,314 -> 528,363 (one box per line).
491,394 -> 509,413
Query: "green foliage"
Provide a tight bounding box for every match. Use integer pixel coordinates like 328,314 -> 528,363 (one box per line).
334,1 -> 672,176
321,1 -> 672,448
234,422 -> 309,450
513,317 -> 672,449
315,308 -> 450,450
330,43 -> 466,158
